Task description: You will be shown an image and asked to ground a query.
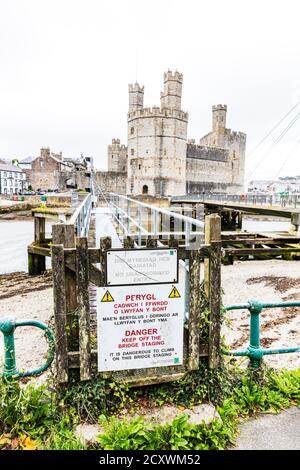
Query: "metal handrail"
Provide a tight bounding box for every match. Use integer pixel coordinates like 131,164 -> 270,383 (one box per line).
0,318 -> 55,378
107,192 -> 204,249
223,299 -> 300,368
69,192 -> 92,237
172,193 -> 300,209
109,193 -> 205,228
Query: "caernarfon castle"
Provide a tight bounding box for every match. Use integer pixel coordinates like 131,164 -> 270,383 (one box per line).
96,70 -> 247,197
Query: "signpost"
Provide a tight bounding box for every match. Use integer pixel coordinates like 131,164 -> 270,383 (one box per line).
105,248 -> 178,286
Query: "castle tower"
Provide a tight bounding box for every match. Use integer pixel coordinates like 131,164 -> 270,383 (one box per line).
127,70 -> 188,197
212,104 -> 227,132
160,70 -> 183,110
107,138 -> 127,172
128,83 -> 144,111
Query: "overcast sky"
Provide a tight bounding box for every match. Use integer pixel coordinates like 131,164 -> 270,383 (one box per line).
0,0 -> 299,180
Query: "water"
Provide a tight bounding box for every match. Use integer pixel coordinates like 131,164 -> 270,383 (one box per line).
242,220 -> 290,232
0,215 -> 293,275
0,219 -> 52,274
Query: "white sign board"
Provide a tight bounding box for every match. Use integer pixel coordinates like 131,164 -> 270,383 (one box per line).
97,283 -> 184,372
106,248 -> 178,286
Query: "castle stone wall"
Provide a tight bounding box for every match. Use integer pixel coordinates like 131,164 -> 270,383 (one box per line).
94,171 -> 127,195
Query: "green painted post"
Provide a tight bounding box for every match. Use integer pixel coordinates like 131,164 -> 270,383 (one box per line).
248,301 -> 263,368
0,318 -> 17,376
0,317 -> 55,378
223,300 -> 300,365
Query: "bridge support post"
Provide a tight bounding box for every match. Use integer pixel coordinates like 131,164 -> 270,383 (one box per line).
290,213 -> 300,235
28,216 -> 46,275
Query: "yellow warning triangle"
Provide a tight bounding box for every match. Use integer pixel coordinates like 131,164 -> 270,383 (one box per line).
169,286 -> 181,298
101,290 -> 114,302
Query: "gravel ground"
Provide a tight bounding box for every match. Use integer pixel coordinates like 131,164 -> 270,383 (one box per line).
0,281 -> 53,380
0,259 -> 299,376
222,259 -> 300,369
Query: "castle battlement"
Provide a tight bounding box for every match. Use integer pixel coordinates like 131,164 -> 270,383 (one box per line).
128,106 -> 188,121
225,129 -> 247,141
128,83 -> 144,93
164,70 -> 183,83
213,104 -> 227,112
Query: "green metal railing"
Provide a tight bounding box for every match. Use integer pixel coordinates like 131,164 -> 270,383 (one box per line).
0,318 -> 55,378
223,300 -> 300,368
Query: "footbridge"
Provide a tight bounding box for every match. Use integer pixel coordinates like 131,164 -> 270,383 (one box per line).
171,193 -> 300,232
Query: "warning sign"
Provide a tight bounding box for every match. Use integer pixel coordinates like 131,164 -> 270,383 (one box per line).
101,290 -> 114,302
106,248 -> 178,286
169,286 -> 181,298
97,283 -> 185,372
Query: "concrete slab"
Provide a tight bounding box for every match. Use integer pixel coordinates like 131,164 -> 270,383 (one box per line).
93,206 -> 122,248
235,407 -> 300,450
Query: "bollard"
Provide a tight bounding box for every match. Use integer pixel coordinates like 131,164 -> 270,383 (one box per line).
248,300 -> 263,368
0,317 -> 55,378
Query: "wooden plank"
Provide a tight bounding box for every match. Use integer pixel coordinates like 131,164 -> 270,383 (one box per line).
208,241 -> 222,368
222,237 -> 300,246
188,249 -> 202,370
224,247 -> 300,255
204,214 -> 221,297
27,244 -> 51,257
51,244 -> 68,383
64,248 -> 100,272
76,237 -> 92,381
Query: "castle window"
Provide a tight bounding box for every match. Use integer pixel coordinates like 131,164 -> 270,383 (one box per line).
112,155 -> 113,159
130,127 -> 134,135
146,150 -> 148,154
142,185 -> 148,194
164,148 -> 167,155
131,149 -> 134,156
138,164 -> 141,170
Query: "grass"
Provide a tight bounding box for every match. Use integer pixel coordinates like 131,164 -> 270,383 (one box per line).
0,366 -> 299,450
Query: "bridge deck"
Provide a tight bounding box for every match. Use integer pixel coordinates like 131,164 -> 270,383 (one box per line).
171,198 -> 300,219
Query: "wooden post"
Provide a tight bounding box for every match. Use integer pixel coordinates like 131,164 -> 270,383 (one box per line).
204,214 -> 221,297
188,249 -> 202,370
208,241 -> 222,368
76,237 -> 91,381
34,216 -> 45,242
27,216 -> 46,275
52,244 -> 68,383
204,214 -> 222,368
52,224 -> 78,349
63,225 -> 77,313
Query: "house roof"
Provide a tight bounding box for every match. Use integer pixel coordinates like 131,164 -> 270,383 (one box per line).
20,156 -> 36,163
0,163 -> 24,172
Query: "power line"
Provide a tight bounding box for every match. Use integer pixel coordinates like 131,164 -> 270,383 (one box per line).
246,99 -> 300,158
246,109 -> 300,179
274,135 -> 300,179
